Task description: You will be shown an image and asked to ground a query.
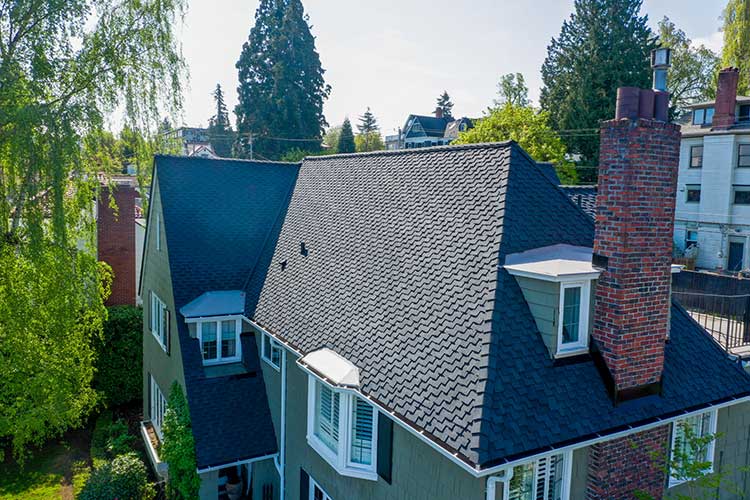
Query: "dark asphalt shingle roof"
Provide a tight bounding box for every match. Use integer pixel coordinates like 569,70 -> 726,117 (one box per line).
404,114 -> 451,138
155,155 -> 297,468
559,185 -> 597,218
155,144 -> 750,471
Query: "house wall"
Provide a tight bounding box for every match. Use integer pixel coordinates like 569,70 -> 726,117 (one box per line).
515,276 -> 558,356
674,132 -> 750,270
141,174 -> 186,424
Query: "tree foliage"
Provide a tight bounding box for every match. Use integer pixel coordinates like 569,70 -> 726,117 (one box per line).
722,0 -> 750,95
93,305 -> 143,406
658,17 -> 720,114
208,84 -> 234,158
540,0 -> 656,179
0,244 -> 112,460
356,108 -> 383,152
337,118 -> 356,154
162,382 -> 200,500
495,73 -> 530,107
454,104 -> 577,184
0,0 -> 185,460
235,0 -> 330,160
436,91 -> 454,118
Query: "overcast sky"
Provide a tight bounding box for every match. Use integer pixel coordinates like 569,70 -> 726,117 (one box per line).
177,0 -> 725,137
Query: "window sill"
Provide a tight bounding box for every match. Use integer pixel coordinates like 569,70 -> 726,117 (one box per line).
556,346 -> 588,359
151,331 -> 167,353
261,356 -> 281,372
306,435 -> 378,481
202,357 -> 242,366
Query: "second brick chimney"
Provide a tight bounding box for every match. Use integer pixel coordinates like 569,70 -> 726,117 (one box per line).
592,87 -> 680,402
98,179 -> 138,306
712,67 -> 740,130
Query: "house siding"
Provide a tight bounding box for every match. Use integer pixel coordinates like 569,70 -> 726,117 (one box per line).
141,174 -> 185,426
278,349 -> 486,500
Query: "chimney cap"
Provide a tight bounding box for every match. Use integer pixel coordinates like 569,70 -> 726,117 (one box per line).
651,47 -> 671,69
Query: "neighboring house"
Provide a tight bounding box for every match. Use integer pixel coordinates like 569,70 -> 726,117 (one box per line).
386,108 -> 473,150
164,127 -> 218,157
558,185 -> 597,218
140,85 -> 750,500
674,67 -> 750,272
97,175 -> 143,306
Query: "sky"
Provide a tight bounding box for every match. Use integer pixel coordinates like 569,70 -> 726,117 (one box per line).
177,0 -> 726,138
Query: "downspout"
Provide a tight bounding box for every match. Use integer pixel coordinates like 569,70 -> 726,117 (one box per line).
486,468 -> 512,500
276,348 -> 287,500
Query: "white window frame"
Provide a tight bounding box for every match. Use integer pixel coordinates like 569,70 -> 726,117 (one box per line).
556,280 -> 590,356
306,375 -> 378,481
150,292 -> 168,351
309,476 -> 333,500
149,374 -> 167,439
185,316 -> 243,366
668,409 -> 718,488
155,211 -> 161,251
261,332 -> 282,370
503,450 -> 573,500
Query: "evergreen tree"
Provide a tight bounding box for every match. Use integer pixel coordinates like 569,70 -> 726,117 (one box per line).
495,73 -> 530,107
721,0 -> 750,94
356,108 -> 381,152
436,91 -> 454,118
235,0 -> 330,159
540,0 -> 656,182
208,83 -> 234,157
337,118 -> 356,153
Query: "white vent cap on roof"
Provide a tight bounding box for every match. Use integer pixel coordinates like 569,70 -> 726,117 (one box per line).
299,348 -> 360,388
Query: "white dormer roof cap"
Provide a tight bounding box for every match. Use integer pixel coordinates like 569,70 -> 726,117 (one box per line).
298,348 -> 361,388
504,244 -> 602,282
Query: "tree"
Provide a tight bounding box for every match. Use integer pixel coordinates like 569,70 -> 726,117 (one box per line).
235,0 -> 331,160
721,0 -> 750,95
658,17 -> 720,115
540,0 -> 656,180
0,0 -> 185,460
161,382 -> 200,500
356,107 -> 383,152
337,119 -> 356,153
323,126 -> 342,153
495,73 -> 530,107
453,104 -> 578,184
93,306 -> 143,406
208,84 -> 234,157
436,91 -> 454,118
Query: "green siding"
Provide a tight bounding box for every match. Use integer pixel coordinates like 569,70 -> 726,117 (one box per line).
570,447 -> 589,499
279,351 -> 487,500
514,276 -> 559,357
141,174 -> 185,423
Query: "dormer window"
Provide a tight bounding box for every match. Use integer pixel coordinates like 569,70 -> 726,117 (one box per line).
558,281 -> 591,354
190,316 -> 242,365
692,107 -> 714,126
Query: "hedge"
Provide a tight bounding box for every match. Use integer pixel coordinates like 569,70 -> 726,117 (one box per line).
94,305 -> 143,406
78,452 -> 154,500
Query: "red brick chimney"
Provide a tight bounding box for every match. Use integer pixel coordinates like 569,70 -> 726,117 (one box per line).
585,86 -> 679,500
592,87 -> 680,402
712,67 -> 739,130
434,107 -> 443,119
98,179 -> 137,306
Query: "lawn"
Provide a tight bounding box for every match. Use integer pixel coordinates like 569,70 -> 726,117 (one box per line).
0,428 -> 91,500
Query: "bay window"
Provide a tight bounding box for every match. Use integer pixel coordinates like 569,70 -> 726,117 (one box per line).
506,452 -> 571,500
669,410 -> 717,487
188,316 -> 242,365
306,376 -> 377,480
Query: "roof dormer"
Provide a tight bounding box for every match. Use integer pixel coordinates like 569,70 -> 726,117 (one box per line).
505,245 -> 602,359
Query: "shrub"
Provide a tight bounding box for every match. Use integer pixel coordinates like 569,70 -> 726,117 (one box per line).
161,382 -> 200,500
91,411 -> 135,467
94,305 -> 143,406
78,452 -> 155,500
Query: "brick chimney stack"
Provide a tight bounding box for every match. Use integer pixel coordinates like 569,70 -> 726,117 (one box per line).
592,87 -> 680,402
434,107 -> 443,119
712,67 -> 739,130
98,180 -> 137,306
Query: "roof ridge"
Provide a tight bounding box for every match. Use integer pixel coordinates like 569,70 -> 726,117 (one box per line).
153,154 -> 300,166
302,141 -> 516,162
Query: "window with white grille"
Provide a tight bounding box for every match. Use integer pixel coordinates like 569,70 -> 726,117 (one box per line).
507,452 -> 570,500
186,316 -> 242,366
307,376 -> 378,480
149,375 -> 167,438
669,410 -> 717,487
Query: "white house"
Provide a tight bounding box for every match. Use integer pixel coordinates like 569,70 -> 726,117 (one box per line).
674,67 -> 750,272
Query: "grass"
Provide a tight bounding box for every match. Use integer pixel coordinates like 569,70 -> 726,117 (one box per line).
0,439 -> 91,500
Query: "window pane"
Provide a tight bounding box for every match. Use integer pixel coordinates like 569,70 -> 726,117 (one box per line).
705,107 -> 714,124
202,322 -> 217,360
508,462 -> 534,500
221,320 -> 236,358
739,155 -> 750,167
740,144 -> 750,156
687,188 -> 701,202
315,382 -> 339,452
735,190 -> 750,204
692,109 -> 704,125
545,454 -> 565,500
562,287 -> 581,344
271,344 -> 281,366
690,146 -> 703,168
263,334 -> 272,359
350,398 -> 374,465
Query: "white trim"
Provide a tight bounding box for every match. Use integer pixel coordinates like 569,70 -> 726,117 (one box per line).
501,450 -> 572,500
309,476 -> 333,500
194,317 -> 242,366
155,211 -> 161,251
556,281 -> 590,356
140,420 -> 168,478
305,374 -> 378,481
667,409 -> 718,488
278,348 -> 287,500
196,453 -> 278,474
505,267 -> 601,283
261,331 -> 282,371
149,375 -> 167,439
241,315 -> 750,479
150,292 -> 168,351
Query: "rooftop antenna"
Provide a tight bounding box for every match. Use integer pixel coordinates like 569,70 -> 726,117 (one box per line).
651,47 -> 671,91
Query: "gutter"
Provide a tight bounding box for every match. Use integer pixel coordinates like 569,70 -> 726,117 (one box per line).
196,453 -> 278,474
243,316 -> 750,479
